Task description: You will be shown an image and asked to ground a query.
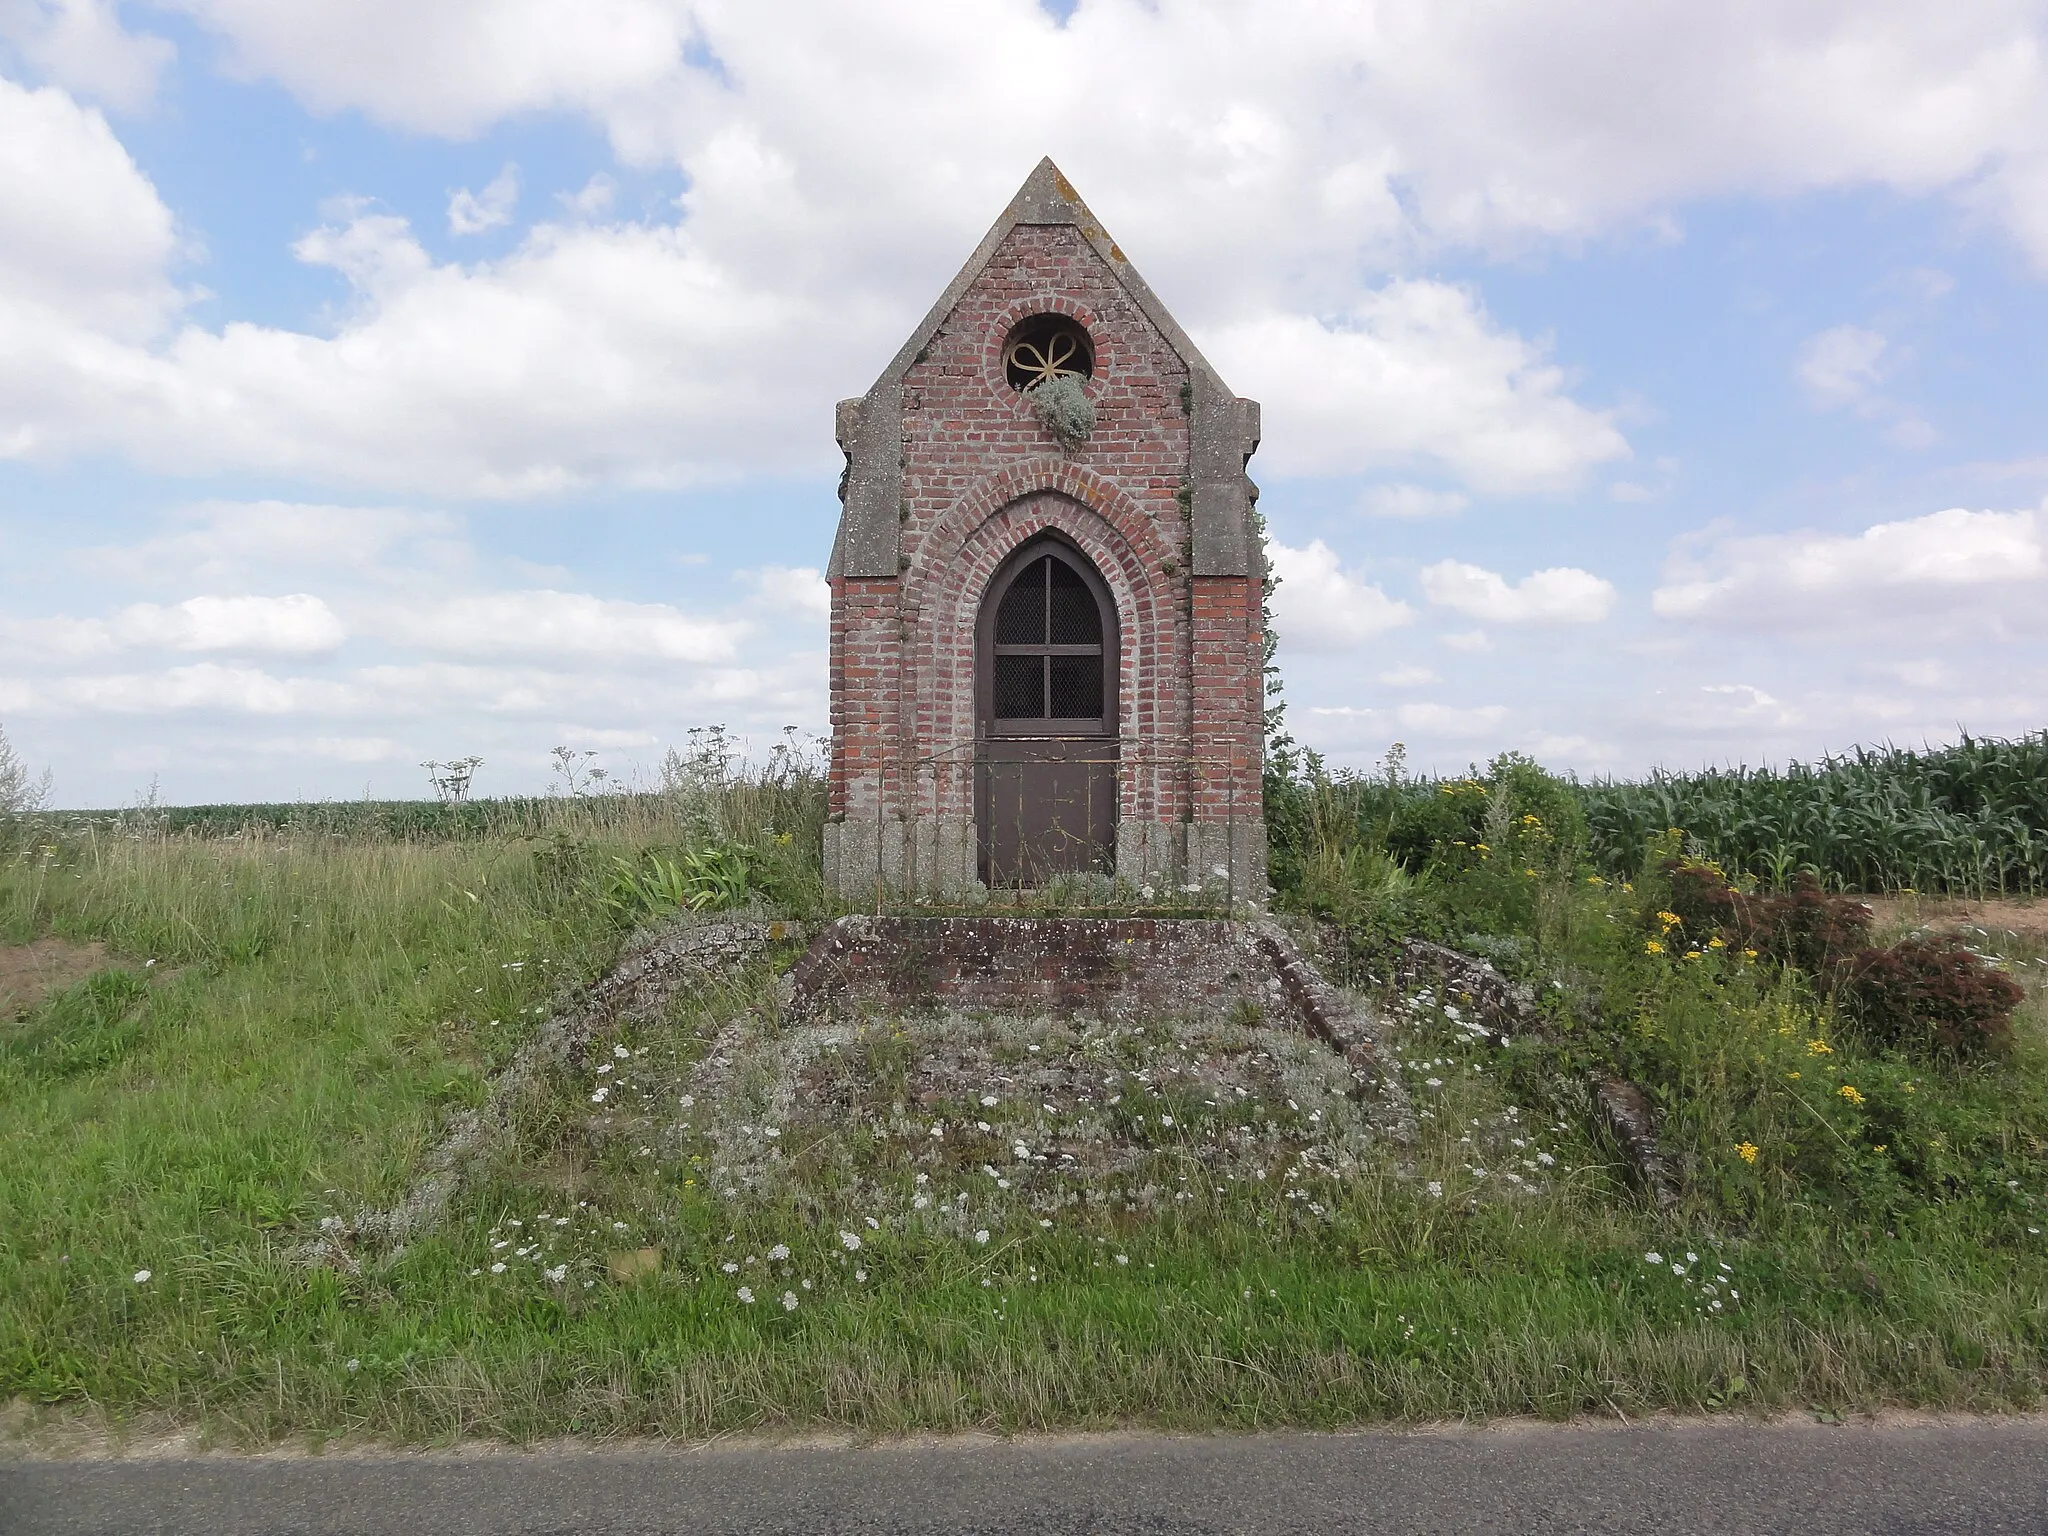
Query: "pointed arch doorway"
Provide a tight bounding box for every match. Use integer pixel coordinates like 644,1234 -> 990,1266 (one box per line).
975,536 -> 1120,886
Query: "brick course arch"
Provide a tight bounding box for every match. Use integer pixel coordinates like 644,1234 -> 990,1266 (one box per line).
903,481 -> 1187,823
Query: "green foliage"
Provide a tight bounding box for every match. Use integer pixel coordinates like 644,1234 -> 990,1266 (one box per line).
602,843 -> 759,922
1025,373 -> 1095,449
1578,729 -> 2048,895
1,735 -> 2045,1441
1,968 -> 152,1080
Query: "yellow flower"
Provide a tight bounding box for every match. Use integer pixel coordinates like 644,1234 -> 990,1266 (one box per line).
1904,1082 -> 1916,1093
1871,1145 -> 1887,1154
1787,1071 -> 1801,1080
1707,935 -> 1726,949
1838,1084 -> 1865,1106
1657,910 -> 1683,929
1586,875 -> 1605,886
1645,939 -> 1665,955
1736,1141 -> 1759,1164
1622,882 -> 1634,893
1742,948 -> 1759,960
1806,1038 -> 1832,1055
1524,867 -> 1538,876
1522,813 -> 1542,826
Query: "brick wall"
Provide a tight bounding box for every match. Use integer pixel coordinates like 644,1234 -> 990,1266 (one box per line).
826,179 -> 1265,895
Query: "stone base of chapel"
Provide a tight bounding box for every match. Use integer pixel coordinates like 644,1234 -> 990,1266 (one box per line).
820,816 -> 1267,908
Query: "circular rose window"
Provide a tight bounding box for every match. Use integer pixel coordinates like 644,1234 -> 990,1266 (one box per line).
1002,314 -> 1094,392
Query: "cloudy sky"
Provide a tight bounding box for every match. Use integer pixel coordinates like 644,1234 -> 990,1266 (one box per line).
2,0 -> 2045,806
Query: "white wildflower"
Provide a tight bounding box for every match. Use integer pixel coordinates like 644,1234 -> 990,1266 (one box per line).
133,1269 -> 152,1284
839,1231 -> 862,1251
544,1265 -> 568,1283
974,1229 -> 990,1244
490,1262 -> 506,1274
1645,1252 -> 1663,1265
781,1291 -> 799,1311
613,1044 -> 630,1058
768,1243 -> 791,1261
721,1261 -> 739,1274
737,1286 -> 755,1304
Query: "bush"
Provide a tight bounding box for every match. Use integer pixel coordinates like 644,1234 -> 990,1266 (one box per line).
1843,935 -> 2025,1061
1660,862 -> 1872,973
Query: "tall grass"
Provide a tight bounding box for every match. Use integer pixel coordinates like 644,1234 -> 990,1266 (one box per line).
1577,731 -> 2048,895
1266,731 -> 2048,897
2,732 -> 2045,1441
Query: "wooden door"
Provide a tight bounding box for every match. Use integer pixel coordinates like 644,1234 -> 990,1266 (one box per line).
976,540 -> 1118,886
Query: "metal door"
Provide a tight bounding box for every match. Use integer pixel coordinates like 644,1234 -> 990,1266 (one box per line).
975,538 -> 1118,885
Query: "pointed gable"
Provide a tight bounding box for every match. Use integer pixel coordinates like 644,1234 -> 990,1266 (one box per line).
832,158 -> 1261,582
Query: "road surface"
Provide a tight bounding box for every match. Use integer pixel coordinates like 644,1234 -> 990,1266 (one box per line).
5,1417 -> 2046,1535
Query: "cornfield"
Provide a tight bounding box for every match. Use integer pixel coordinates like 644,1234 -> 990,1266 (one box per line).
1578,730 -> 2048,895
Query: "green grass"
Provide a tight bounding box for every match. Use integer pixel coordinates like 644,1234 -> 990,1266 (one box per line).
2,773 -> 2046,1445
1264,729 -> 2048,897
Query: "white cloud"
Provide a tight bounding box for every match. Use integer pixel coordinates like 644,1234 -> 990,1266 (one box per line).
448,163 -> 520,236
0,75 -> 179,340
0,0 -> 174,111
110,594 -> 347,655
2,594 -> 346,661
1209,285 -> 1627,492
559,174 -> 616,219
1797,324 -> 1890,408
1393,702 -> 1508,737
1377,665 -> 1438,687
3,198 -> 847,494
48,662 -> 328,715
375,590 -> 744,663
159,1 -> 2048,269
1356,484 -> 1469,520
15,1 -> 2047,497
1268,539 -> 1414,653
1653,506 -> 2044,623
80,502 -> 464,588
745,564 -> 830,621
1441,629 -> 1492,653
1420,560 -> 1617,624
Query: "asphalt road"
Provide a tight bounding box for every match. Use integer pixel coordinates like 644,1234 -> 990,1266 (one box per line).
5,1418 -> 2047,1536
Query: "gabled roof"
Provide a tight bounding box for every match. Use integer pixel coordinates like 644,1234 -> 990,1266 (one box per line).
865,157 -> 1231,397
832,159 -> 1260,582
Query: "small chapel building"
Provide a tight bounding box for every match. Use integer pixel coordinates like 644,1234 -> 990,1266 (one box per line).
823,159 -> 1267,903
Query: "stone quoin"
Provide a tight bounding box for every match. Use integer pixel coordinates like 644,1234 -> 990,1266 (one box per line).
823,158 -> 1267,903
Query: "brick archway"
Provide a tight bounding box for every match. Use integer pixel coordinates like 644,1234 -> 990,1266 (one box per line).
904,475 -> 1187,826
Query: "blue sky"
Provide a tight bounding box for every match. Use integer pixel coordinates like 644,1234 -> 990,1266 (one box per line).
2,0 -> 2045,806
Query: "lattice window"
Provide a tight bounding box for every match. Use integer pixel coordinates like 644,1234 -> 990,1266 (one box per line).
987,548 -> 1109,729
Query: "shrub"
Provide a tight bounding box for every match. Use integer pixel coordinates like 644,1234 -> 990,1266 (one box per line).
1659,862 -> 1872,973
1843,934 -> 2025,1060
1026,374 -> 1094,449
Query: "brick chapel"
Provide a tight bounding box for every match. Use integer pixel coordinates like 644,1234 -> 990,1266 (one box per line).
823,159 -> 1267,903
